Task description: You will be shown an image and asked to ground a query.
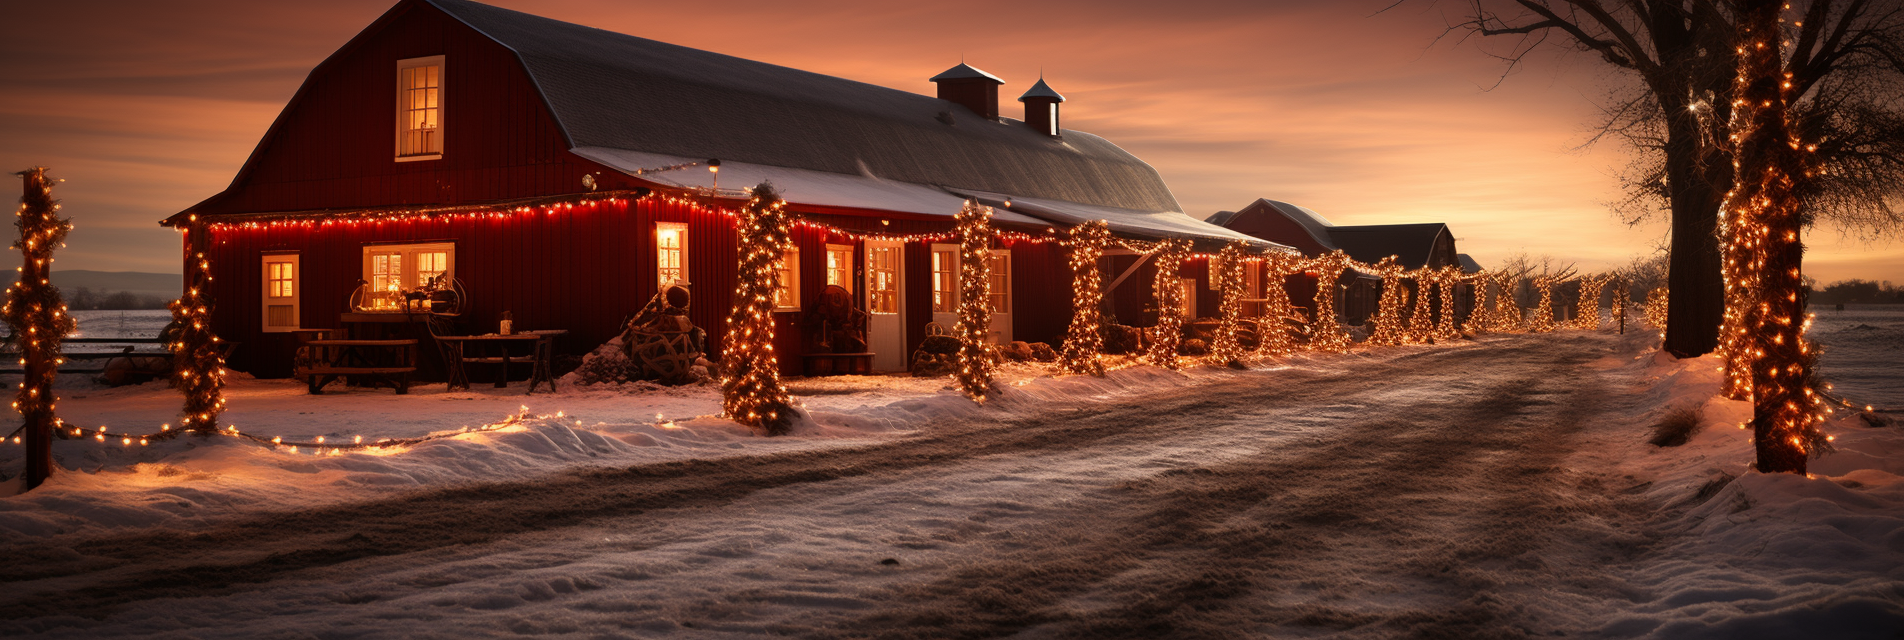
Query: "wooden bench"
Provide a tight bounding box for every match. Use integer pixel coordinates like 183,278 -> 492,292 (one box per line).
801,352 -> 874,376
295,339 -> 418,394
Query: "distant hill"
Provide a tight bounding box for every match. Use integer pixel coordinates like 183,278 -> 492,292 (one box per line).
51,270 -> 181,304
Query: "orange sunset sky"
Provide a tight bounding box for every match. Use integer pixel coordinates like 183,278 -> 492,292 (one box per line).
2,0 -> 1899,284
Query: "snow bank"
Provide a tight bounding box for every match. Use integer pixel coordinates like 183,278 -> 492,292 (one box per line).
1578,342 -> 1904,639
0,353 -> 1344,542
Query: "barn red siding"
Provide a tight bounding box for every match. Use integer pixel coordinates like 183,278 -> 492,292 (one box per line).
195,2 -> 624,217
209,198 -> 741,377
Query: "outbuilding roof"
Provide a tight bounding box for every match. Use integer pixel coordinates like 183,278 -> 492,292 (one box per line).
427,0 -> 1183,214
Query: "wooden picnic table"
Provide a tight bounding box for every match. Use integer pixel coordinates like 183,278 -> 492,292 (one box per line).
436,330 -> 565,394
295,338 -> 418,394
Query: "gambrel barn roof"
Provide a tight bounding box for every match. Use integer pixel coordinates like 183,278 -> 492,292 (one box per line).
429,0 -> 1177,213
1207,199 -> 1457,268
178,0 -> 1284,250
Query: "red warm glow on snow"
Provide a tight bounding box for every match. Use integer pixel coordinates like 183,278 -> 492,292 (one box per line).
0,0 -> 1897,281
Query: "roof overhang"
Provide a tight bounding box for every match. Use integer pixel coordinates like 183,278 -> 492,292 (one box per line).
574,147 -> 1054,231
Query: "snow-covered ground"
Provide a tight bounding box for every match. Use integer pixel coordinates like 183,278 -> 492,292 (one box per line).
1,313 -> 1900,638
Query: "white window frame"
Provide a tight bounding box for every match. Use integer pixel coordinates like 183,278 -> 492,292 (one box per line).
262,253 -> 300,332
824,244 -> 854,293
986,249 -> 1012,313
929,244 -> 958,313
395,55 -> 445,161
656,222 -> 689,288
775,247 -> 801,311
360,242 -> 455,312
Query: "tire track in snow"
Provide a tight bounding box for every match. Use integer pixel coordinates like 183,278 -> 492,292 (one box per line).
1,336 -> 1610,627
805,333 -> 1654,639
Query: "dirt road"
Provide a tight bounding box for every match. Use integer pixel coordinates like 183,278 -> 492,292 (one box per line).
2,333 -> 1660,638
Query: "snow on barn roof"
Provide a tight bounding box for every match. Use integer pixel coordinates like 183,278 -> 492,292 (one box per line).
572,147 -> 1053,229
427,0 -> 1184,215
952,189 -> 1295,253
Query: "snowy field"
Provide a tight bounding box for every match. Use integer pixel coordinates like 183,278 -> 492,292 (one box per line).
0,315 -> 1900,638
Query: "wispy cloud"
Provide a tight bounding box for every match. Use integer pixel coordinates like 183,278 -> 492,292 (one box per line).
0,0 -> 1895,282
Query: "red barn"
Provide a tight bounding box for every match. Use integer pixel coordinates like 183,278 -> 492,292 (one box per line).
168,0 -> 1284,379
1206,199 -> 1465,325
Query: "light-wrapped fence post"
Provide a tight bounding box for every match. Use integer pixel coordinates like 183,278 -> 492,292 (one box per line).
1058,220 -> 1111,376
719,183 -> 798,435
5,168 -> 76,490
172,218 -> 227,434
1145,238 -> 1189,369
952,200 -> 996,401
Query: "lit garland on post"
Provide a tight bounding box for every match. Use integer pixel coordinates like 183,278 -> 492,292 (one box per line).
719,182 -> 797,435
1494,272 -> 1524,332
1432,266 -> 1460,342
1644,288 -> 1670,333
1366,257 -> 1407,346
1571,276 -> 1607,330
1405,270 -> 1434,344
1256,253 -> 1300,356
5,168 -> 75,491
1464,270 -> 1492,334
1720,1 -> 1825,474
1307,251 -> 1353,352
1145,238 -> 1189,369
952,200 -> 996,402
171,218 -> 226,435
1526,276 -> 1559,332
1058,220 -> 1110,376
1207,241 -> 1249,366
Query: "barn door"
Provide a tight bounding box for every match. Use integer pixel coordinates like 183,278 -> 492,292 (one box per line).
985,249 -> 1012,344
864,240 -> 905,371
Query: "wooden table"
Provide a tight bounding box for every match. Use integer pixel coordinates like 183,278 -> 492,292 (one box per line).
436,330 -> 566,394
295,339 -> 419,394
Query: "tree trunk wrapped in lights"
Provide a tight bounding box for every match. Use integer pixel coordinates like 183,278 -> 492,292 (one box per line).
1256,253 -> 1300,356
1463,270 -> 1492,334
1366,257 -> 1407,346
952,200 -> 996,402
1145,238 -> 1189,369
1207,241 -> 1249,366
719,183 -> 797,435
1405,271 -> 1434,344
1307,251 -> 1353,352
1432,266 -> 1461,342
1058,220 -> 1111,376
1572,276 -> 1608,330
1722,1 -> 1826,474
171,219 -> 227,434
5,168 -> 76,491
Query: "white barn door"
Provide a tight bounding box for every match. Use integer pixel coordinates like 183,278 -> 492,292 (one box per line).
865,240 -> 905,371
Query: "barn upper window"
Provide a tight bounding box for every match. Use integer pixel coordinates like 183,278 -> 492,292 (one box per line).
396,56 -> 444,160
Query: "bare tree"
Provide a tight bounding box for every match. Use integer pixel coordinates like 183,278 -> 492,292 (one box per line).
1437,1 -> 1904,358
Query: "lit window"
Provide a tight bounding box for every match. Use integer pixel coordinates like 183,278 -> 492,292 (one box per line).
775,248 -> 800,310
987,250 -> 1011,313
360,242 -> 455,312
825,244 -> 854,292
396,56 -> 444,160
867,245 -> 899,314
931,247 -> 957,312
656,222 -> 688,287
263,254 -> 299,332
